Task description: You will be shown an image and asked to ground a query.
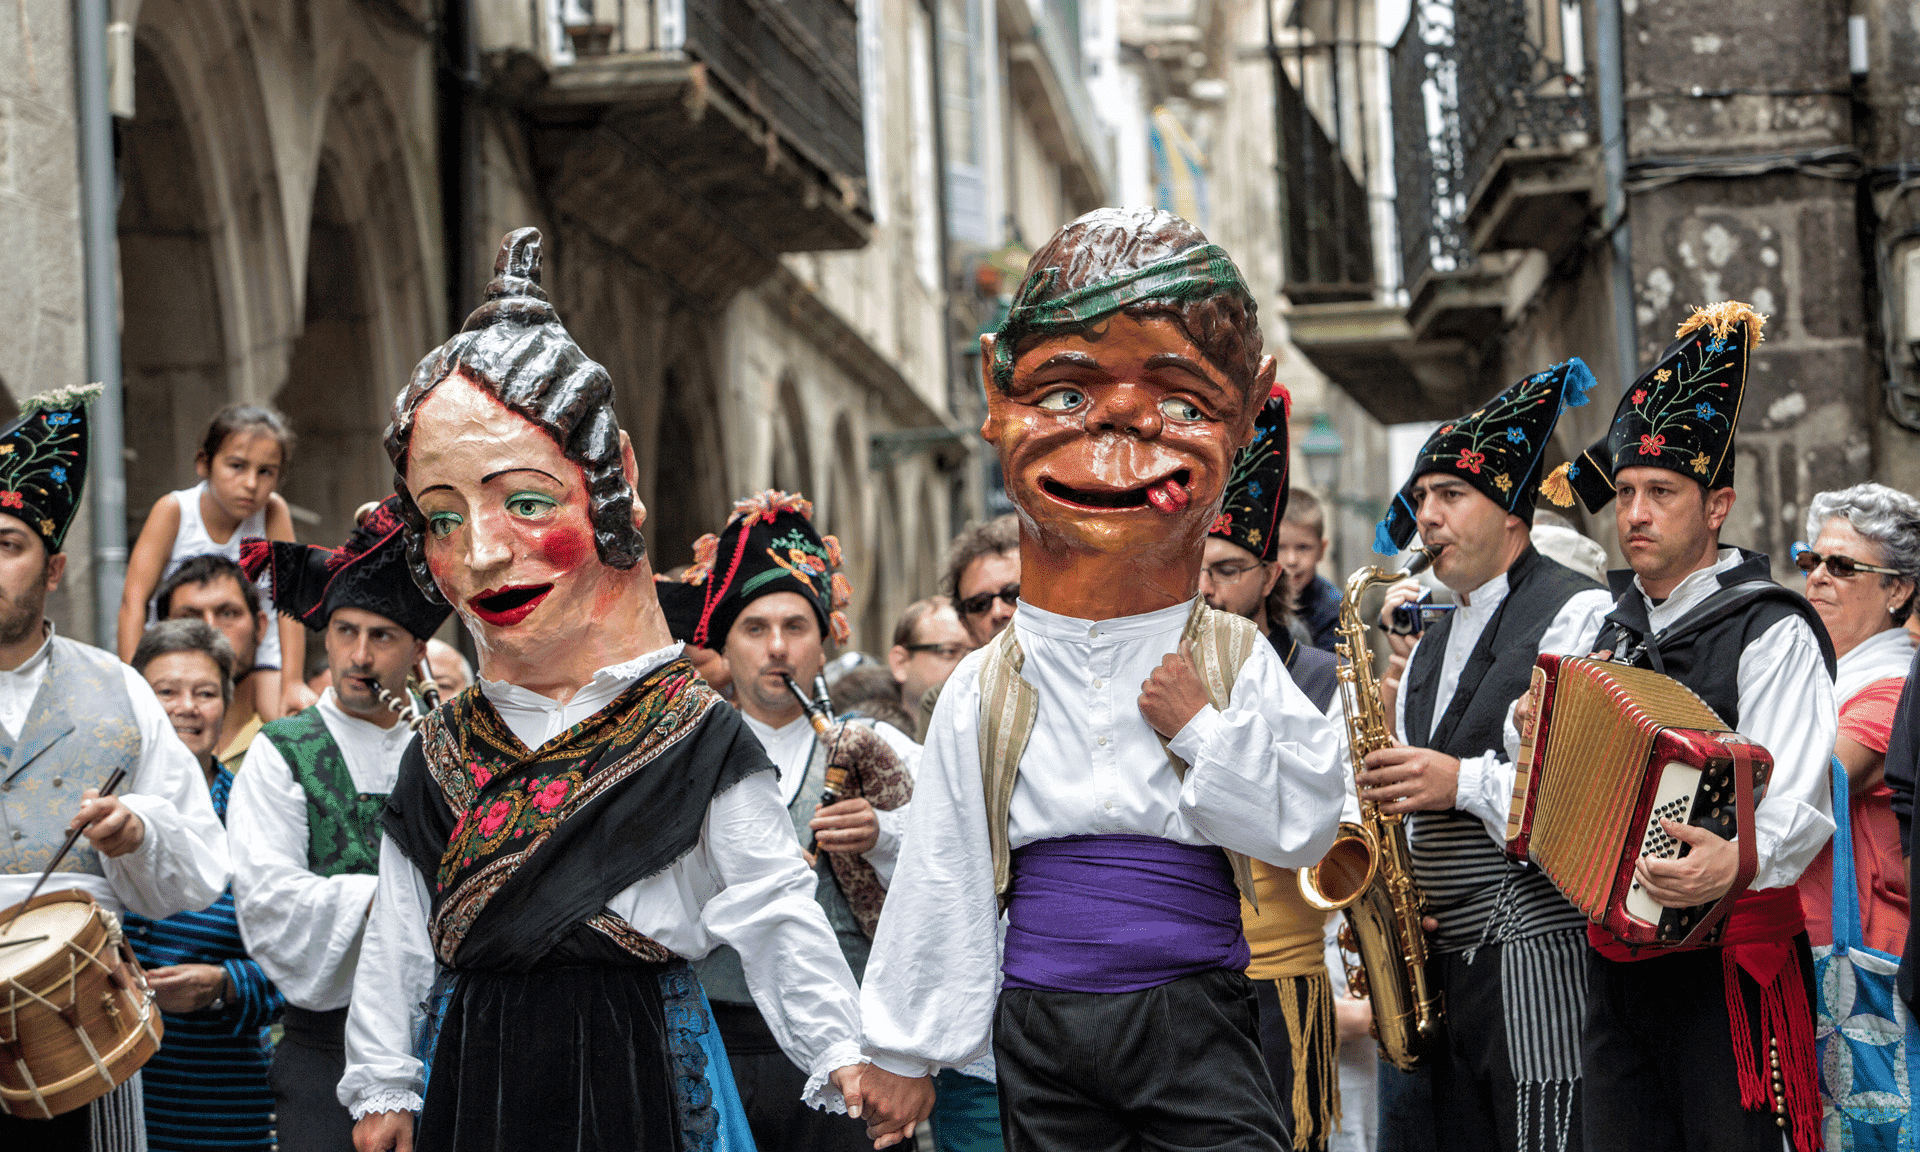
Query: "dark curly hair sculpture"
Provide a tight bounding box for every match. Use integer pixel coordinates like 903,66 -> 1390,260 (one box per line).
383,228 -> 644,602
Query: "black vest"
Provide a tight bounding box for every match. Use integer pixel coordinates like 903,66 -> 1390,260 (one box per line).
1404,548 -> 1601,756
1591,549 -> 1835,729
1402,548 -> 1602,953
1273,629 -> 1339,712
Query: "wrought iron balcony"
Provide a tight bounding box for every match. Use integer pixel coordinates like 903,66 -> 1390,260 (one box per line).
483,0 -> 870,290
1275,55 -> 1374,305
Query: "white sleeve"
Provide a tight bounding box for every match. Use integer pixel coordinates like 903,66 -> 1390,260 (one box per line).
1455,588 -> 1616,840
1168,640 -> 1344,868
860,657 -> 1002,1079
227,736 -> 380,1010
699,771 -> 866,1111
340,835 -> 436,1118
104,665 -> 231,920
1737,616 -> 1839,890
861,721 -> 922,885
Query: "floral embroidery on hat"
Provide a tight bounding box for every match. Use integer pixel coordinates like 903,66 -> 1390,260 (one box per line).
1639,433 -> 1666,456
1457,449 -> 1485,473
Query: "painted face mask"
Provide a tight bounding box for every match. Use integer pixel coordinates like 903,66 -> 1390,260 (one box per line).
984,209 -> 1271,571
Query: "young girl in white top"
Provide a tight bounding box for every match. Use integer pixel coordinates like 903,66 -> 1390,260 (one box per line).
118,406 -> 305,719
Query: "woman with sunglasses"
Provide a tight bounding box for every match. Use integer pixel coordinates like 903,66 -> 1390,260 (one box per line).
1793,482 -> 1920,954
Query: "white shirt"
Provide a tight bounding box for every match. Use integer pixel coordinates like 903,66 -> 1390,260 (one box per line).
740,711 -> 918,884
338,645 -> 865,1119
0,627 -> 229,921
859,598 -> 1344,1077
227,689 -> 416,1011
1498,548 -> 1838,891
1389,570 -> 1615,841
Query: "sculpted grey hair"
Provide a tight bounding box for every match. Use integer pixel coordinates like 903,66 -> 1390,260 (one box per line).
1805,482 -> 1920,622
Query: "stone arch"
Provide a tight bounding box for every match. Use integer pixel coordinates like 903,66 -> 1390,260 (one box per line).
770,372 -> 816,503
649,348 -> 730,569
274,64 -> 438,546
117,34 -> 233,536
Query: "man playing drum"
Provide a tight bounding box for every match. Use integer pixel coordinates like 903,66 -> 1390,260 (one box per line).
0,385 -> 231,1150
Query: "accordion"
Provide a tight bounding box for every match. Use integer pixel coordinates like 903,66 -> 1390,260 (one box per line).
1506,654 -> 1770,948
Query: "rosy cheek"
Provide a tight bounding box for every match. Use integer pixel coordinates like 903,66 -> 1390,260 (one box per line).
535,523 -> 591,573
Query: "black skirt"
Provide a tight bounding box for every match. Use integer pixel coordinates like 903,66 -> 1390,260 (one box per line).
419,961 -> 688,1152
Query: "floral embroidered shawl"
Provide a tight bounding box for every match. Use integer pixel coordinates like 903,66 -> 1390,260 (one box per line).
382,660 -> 775,971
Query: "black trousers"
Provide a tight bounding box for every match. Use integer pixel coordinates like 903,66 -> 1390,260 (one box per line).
710,1000 -> 895,1152
993,968 -> 1286,1152
1428,942 -> 1583,1152
1581,936 -> 1814,1152
0,1104 -> 89,1151
272,1006 -> 356,1152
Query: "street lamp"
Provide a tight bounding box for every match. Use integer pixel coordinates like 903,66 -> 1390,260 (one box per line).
1299,411 -> 1345,491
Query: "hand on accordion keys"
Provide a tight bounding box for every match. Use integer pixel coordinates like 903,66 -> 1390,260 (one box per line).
1634,819 -> 1741,908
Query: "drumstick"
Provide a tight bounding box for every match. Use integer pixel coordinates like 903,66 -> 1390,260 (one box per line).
0,766 -> 128,935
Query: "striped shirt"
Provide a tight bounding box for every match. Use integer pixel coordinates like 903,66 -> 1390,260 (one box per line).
126,768 -> 285,1151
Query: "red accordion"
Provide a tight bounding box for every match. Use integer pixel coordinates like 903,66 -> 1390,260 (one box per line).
1506,654 -> 1770,948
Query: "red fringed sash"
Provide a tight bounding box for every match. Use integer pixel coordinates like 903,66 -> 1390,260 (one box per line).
1591,887 -> 1820,1151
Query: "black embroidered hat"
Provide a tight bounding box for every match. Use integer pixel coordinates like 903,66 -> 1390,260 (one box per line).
1209,385 -> 1293,561
240,496 -> 451,639
680,490 -> 850,653
654,577 -> 705,646
0,383 -> 99,554
1546,301 -> 1761,514
1374,358 -> 1595,554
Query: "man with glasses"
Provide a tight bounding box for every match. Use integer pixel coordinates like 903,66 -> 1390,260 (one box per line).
1555,302 -> 1835,1152
887,596 -> 972,741
946,514 -> 1021,648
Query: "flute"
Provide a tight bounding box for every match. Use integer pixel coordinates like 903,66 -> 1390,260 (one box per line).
783,673 -> 850,852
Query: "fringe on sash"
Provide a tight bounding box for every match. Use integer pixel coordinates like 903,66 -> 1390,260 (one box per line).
1275,970 -> 1341,1151
1723,945 -> 1822,1152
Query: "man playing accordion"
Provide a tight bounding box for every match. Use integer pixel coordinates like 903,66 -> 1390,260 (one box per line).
1550,302 -> 1836,1152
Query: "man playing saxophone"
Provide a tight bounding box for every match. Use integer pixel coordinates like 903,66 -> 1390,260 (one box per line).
1354,362 -> 1615,1152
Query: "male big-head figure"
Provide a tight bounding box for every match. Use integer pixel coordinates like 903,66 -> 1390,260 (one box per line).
1554,303 -> 1836,1152
857,207 -> 1343,1152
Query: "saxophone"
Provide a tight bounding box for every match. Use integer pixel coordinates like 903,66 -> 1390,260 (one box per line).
1298,547 -> 1443,1071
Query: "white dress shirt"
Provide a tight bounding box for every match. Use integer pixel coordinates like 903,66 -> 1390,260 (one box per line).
859,598 -> 1344,1078
1389,569 -> 1615,840
740,711 -> 917,884
1497,548 -> 1838,891
339,644 -> 865,1119
0,627 -> 229,920
227,689 -> 416,1010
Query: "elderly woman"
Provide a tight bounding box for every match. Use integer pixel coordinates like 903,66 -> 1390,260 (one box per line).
125,620 -> 285,1151
1793,482 -> 1920,953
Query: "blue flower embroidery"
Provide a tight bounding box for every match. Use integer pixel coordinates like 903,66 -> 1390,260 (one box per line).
44,413 -> 71,426
48,467 -> 65,482
1504,426 -> 1526,444
1694,403 -> 1716,420
1247,482 -> 1263,498
1704,336 -> 1728,355
1567,463 -> 1580,478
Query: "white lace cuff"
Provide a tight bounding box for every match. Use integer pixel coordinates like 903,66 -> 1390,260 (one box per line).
349,1089 -> 423,1121
802,1041 -> 870,1113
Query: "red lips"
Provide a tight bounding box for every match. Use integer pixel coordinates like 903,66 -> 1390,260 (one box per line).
469,584 -> 553,626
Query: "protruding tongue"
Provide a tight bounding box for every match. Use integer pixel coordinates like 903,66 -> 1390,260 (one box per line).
1146,477 -> 1191,514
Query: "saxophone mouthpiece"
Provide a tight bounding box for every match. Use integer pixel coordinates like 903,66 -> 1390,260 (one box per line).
1403,545 -> 1441,578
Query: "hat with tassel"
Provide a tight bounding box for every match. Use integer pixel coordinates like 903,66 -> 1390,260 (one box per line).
0,383 -> 100,554
679,490 -> 851,652
1545,301 -> 1762,514
1209,383 -> 1294,561
240,495 -> 451,639
1374,359 -> 1595,554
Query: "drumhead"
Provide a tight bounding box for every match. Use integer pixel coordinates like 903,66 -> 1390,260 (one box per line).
0,895 -> 98,980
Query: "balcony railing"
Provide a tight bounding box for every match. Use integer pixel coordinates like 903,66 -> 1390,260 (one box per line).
1276,54 -> 1374,304
1390,0 -> 1472,294
1454,0 -> 1592,198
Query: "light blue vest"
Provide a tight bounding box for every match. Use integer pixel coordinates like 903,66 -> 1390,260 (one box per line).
0,637 -> 141,880
692,731 -> 870,1004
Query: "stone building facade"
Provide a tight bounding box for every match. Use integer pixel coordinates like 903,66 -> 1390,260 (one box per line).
1286,0 -> 1920,577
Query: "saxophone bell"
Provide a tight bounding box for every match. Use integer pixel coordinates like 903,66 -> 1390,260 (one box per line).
1299,822 -> 1380,912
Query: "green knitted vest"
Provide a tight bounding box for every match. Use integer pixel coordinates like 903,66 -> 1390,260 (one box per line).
260,708 -> 386,877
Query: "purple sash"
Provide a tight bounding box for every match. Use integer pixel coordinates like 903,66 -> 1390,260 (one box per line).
1000,834 -> 1252,994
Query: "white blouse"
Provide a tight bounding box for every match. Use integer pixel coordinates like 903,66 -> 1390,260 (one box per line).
338,645 -> 864,1119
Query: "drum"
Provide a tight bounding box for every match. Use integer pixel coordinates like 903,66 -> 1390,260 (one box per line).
0,890 -> 162,1119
